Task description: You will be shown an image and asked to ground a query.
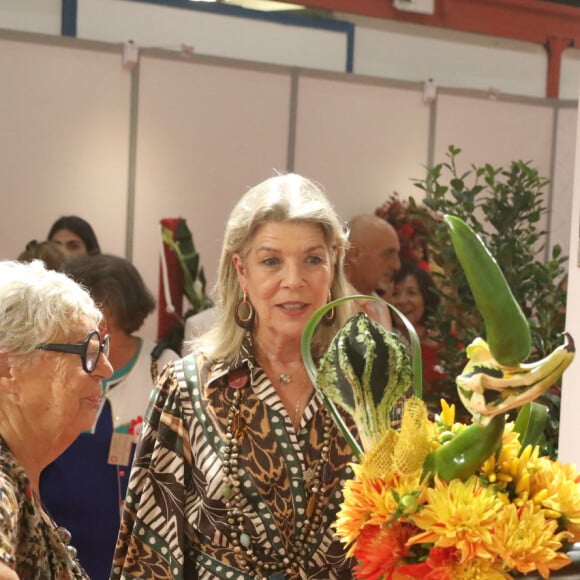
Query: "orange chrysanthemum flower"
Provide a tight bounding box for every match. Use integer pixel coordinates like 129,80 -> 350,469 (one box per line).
335,464 -> 425,554
353,522 -> 418,580
492,501 -> 572,578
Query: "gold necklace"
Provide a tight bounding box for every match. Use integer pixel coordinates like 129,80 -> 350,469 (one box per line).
293,397 -> 302,430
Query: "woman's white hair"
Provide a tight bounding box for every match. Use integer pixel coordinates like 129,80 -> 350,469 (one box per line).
0,260 -> 102,361
199,173 -> 355,363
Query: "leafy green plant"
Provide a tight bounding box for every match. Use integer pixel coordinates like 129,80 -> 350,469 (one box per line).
156,218 -> 214,356
402,146 -> 568,456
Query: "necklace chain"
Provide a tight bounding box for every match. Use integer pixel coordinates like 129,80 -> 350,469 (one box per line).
293,397 -> 302,430
36,496 -> 84,573
222,386 -> 333,578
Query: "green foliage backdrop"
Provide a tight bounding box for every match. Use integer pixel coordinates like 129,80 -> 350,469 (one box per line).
390,146 -> 568,456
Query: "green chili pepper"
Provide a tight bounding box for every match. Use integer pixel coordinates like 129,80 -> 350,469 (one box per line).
444,215 -> 531,367
423,414 -> 505,482
422,216 -> 533,482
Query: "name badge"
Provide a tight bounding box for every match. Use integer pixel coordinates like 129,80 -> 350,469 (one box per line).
108,432 -> 132,466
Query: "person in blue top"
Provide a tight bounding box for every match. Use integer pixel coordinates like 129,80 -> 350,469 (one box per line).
40,254 -> 179,580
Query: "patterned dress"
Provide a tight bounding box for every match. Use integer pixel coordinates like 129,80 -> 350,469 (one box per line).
40,339 -> 179,580
0,435 -> 88,579
111,343 -> 357,579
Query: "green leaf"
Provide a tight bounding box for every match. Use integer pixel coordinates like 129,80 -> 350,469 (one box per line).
513,402 -> 548,452
161,220 -> 213,313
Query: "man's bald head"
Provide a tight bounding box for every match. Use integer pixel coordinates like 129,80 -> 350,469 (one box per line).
345,214 -> 401,295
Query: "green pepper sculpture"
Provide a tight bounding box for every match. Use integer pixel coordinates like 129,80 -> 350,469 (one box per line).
422,215 -> 575,481
444,215 -> 532,367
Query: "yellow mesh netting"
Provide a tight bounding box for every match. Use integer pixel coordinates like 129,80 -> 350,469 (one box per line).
361,398 -> 432,479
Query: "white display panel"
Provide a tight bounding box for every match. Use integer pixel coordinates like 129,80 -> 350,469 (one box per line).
0,35 -> 130,260
130,54 -> 291,339
293,74 -> 431,223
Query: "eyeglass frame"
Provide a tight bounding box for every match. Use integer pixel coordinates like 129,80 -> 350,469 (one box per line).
36,330 -> 110,374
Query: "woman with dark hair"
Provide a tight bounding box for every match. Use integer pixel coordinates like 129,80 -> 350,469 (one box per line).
391,260 -> 447,410
48,215 -> 101,256
40,254 -> 179,580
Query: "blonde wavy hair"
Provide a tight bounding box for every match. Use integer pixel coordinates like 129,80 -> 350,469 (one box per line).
199,173 -> 355,363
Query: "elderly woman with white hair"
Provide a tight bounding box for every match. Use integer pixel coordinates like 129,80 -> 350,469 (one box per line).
0,260 -> 113,579
112,174 -> 360,579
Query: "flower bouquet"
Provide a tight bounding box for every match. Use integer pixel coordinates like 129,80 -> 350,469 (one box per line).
302,215 -> 578,579
375,194 -> 432,270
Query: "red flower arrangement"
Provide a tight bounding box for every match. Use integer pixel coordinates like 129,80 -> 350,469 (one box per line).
375,195 -> 432,271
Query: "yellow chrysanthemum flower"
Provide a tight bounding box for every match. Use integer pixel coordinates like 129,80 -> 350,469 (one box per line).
430,401 -> 465,452
334,464 -> 426,554
446,558 -> 512,580
491,501 -> 572,578
530,458 -> 580,541
479,428 -> 548,509
408,476 -> 503,561
480,422 -> 521,484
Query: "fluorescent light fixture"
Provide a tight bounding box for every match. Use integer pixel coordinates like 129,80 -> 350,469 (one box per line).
189,0 -> 306,10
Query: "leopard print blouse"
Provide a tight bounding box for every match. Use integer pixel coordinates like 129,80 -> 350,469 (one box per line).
0,435 -> 88,579
112,346 -> 358,579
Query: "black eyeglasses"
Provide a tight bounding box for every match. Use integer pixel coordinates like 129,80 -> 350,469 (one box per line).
36,330 -> 110,374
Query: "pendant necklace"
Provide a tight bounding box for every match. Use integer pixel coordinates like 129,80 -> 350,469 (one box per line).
277,372 -> 308,429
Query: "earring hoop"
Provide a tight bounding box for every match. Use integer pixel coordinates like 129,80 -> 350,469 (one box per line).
235,291 -> 255,329
322,290 -> 335,325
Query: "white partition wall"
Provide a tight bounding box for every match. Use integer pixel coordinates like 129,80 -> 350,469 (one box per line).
559,93 -> 580,466
350,17 -> 548,99
432,92 -> 556,252
75,0 -> 353,72
293,73 -> 431,221
0,34 -> 130,260
552,105 -> 579,256
0,29 -> 577,344
0,0 -> 61,35
131,53 -> 292,338
434,93 -> 554,176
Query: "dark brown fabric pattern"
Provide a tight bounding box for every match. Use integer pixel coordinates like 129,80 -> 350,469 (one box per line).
0,436 -> 89,579
112,350 -> 358,579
